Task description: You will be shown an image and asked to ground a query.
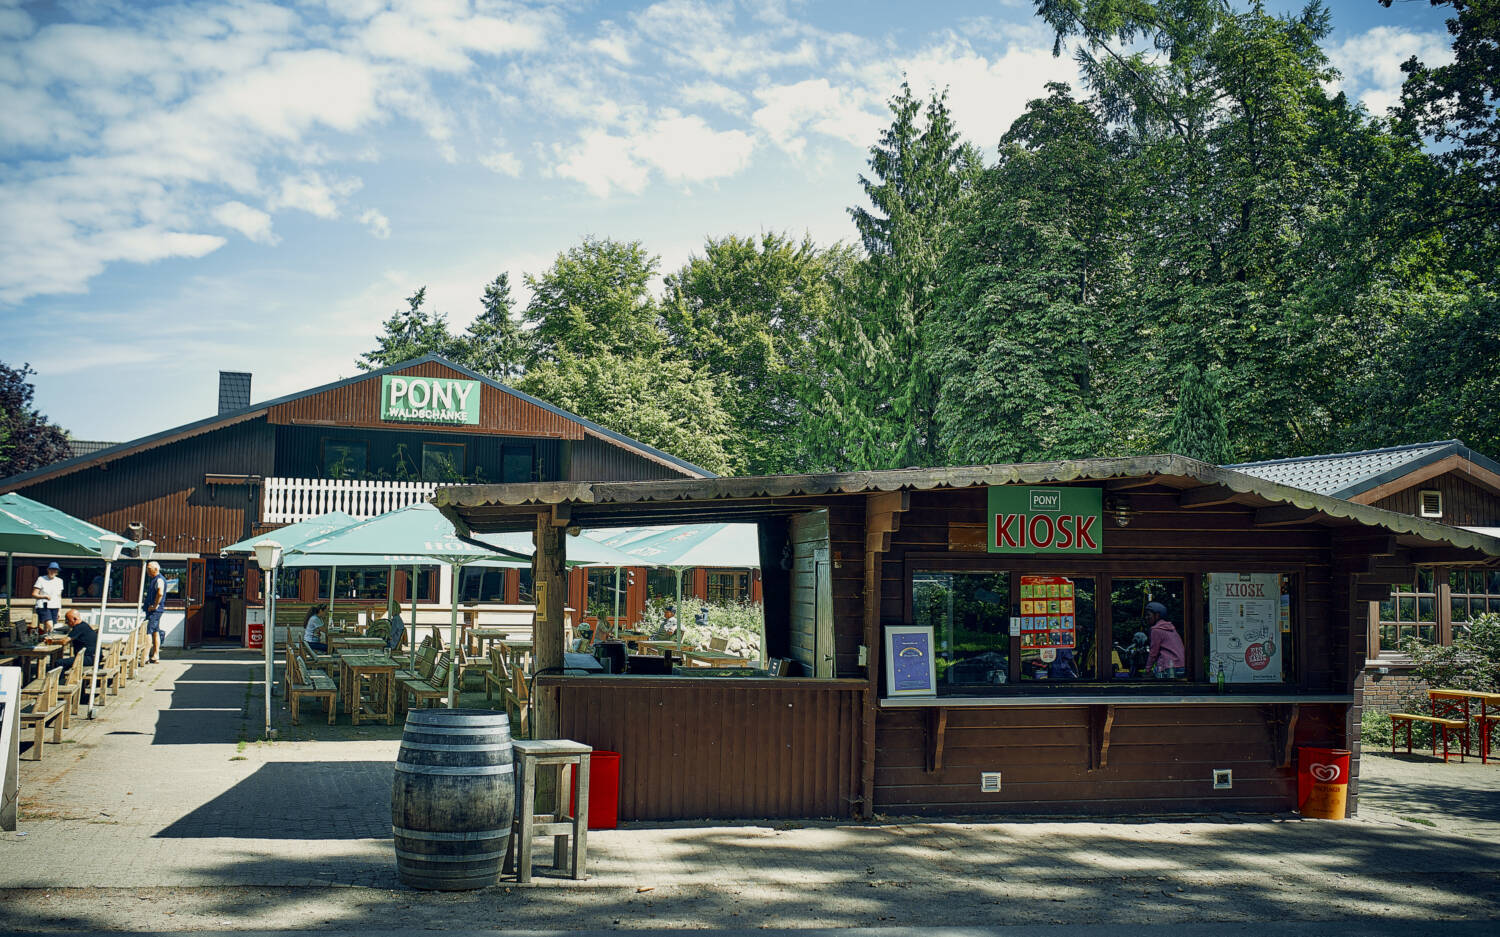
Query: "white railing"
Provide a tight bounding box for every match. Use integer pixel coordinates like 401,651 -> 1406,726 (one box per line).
261,477 -> 438,524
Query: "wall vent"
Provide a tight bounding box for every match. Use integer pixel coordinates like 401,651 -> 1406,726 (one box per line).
980,771 -> 1002,793
1418,490 -> 1443,519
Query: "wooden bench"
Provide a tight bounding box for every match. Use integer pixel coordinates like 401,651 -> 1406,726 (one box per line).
399,652 -> 450,709
57,651 -> 85,716
288,651 -> 338,725
85,640 -> 123,703
484,645 -> 511,703
1390,712 -> 1468,762
504,666 -> 531,739
19,666 -> 67,760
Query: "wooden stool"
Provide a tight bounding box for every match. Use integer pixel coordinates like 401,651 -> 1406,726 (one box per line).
503,739 -> 591,883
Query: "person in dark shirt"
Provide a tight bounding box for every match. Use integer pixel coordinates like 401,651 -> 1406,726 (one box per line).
62,608 -> 98,668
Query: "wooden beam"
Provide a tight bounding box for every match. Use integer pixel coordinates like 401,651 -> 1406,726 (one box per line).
1254,505 -> 1320,527
1410,548 -> 1490,566
1178,485 -> 1242,508
1088,704 -> 1115,771
862,489 -> 911,818
1104,477 -> 1159,491
549,503 -> 571,527
532,514 -> 567,742
924,708 -> 948,773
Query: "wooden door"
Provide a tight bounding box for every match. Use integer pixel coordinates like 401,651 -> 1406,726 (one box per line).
814,550 -> 834,678
183,558 -> 206,648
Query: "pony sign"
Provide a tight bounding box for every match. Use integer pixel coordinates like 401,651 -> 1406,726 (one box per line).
987,487 -> 1103,554
380,376 -> 480,425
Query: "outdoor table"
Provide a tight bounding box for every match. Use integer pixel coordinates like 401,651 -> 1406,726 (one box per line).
336,650 -> 398,726
330,635 -> 384,657
678,648 -> 754,668
468,627 -> 515,657
502,638 -> 534,676
10,643 -> 63,682
1429,688 -> 1500,764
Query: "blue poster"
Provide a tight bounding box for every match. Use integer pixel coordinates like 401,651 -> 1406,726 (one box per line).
890,630 -> 933,692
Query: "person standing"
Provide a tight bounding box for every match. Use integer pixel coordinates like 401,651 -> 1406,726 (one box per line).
1144,600 -> 1186,679
143,560 -> 167,663
31,561 -> 64,638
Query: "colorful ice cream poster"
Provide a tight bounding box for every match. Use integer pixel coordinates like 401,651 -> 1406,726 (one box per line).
1207,572 -> 1283,683
1018,575 -> 1076,649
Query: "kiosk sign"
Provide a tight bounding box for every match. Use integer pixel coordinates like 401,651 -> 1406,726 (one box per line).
987,487 -> 1103,554
380,376 -> 480,425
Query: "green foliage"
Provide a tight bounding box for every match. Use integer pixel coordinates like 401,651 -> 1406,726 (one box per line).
637,596 -> 764,653
1403,612 -> 1500,693
524,237 -> 663,364
456,273 -> 528,382
1167,364 -> 1232,464
357,287 -> 458,370
0,360 -> 70,478
517,352 -> 736,476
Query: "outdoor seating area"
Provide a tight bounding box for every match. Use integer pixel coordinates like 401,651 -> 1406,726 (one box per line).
1389,688 -> 1500,764
12,618 -> 151,760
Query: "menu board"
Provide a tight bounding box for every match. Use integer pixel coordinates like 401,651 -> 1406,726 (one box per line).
1018,575 -> 1076,650
1207,572 -> 1282,683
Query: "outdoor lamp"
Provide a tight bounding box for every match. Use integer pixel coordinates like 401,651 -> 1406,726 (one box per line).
1104,494 -> 1132,527
135,539 -> 156,561
98,533 -> 128,563
253,540 -> 284,571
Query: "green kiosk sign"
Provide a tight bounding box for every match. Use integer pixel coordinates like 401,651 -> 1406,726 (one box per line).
987,486 -> 1103,554
380,375 -> 480,425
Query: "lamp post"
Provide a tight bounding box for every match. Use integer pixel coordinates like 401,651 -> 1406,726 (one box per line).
252,540 -> 283,738
88,534 -> 129,719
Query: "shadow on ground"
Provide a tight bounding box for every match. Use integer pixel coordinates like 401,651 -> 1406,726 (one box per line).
156,761 -> 394,839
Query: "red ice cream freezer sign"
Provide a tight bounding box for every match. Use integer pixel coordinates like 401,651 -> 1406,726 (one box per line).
987,486 -> 1103,554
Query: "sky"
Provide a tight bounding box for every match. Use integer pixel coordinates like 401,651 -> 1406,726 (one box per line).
0,0 -> 1459,442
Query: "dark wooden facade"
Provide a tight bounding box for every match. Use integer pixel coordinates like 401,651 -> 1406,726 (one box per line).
444,457 -> 1500,822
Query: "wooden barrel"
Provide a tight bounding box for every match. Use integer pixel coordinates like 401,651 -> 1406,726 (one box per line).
392,709 -> 515,890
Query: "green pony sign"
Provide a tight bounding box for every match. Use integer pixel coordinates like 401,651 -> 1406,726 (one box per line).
380,376 -> 480,425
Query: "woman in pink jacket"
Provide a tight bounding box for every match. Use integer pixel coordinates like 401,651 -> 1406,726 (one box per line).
1144,601 -> 1186,679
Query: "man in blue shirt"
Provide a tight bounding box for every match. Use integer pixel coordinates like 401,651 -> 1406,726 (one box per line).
143,560 -> 166,663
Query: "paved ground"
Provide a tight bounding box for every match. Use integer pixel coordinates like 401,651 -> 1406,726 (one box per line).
3,651 -> 1498,933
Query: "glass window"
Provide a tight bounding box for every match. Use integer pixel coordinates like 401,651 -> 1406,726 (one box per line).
458,566 -> 506,603
156,561 -> 187,601
322,440 -> 367,478
1018,576 -> 1095,682
317,567 -> 389,600
586,569 -> 626,618
646,569 -> 679,602
502,445 -> 535,483
51,560 -> 126,601
1109,578 -> 1186,681
517,568 -> 534,603
1204,573 -> 1295,684
914,571 -> 1011,687
1381,570 -> 1438,651
706,570 -> 750,604
421,442 -> 466,481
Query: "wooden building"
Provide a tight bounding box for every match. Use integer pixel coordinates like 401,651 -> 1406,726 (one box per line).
1232,440 -> 1500,712
437,455 -> 1500,820
0,355 -> 710,645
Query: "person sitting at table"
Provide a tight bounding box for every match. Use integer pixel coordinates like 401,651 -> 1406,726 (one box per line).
60,608 -> 98,670
384,600 -> 405,653
302,603 -> 328,652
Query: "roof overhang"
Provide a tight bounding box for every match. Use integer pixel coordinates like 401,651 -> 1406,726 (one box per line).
1348,452 -> 1500,503
434,454 -> 1500,562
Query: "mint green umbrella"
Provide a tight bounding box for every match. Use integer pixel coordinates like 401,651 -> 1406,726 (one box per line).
288,502 -> 519,707
222,511 -> 358,555
0,492 -> 120,632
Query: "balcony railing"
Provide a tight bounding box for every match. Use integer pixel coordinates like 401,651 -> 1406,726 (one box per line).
262,477 -> 437,525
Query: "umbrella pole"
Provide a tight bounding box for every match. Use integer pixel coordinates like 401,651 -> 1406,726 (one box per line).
328,564 -> 337,624
446,562 -> 460,708
265,568 -> 277,736
5,552 -> 11,642
87,560 -> 114,719
410,564 -> 418,669
675,567 -> 684,651
611,566 -> 621,639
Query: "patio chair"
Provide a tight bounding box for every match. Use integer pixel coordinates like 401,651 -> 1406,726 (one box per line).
484,644 -> 511,703
58,651 -> 85,716
288,651 -> 337,726
504,666 -> 531,739
120,628 -> 139,682
19,666 -> 67,760
85,640 -> 122,702
400,652 -> 450,709
134,622 -> 149,670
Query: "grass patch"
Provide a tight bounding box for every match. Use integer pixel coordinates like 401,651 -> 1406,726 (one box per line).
1401,815 -> 1437,827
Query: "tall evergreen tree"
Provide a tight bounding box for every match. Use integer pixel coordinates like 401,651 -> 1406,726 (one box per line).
457,273 -> 529,381
1166,363 -> 1233,463
523,237 -> 662,365
357,287 -> 456,370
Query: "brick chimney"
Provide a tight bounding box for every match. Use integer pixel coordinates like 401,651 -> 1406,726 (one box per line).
218,371 -> 252,414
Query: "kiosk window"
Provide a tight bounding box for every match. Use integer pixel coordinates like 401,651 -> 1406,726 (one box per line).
1018,576 -> 1095,682
914,571 -> 1011,686
517,569 -> 534,603
707,571 -> 750,604
502,444 -> 534,483
1109,578 -> 1186,681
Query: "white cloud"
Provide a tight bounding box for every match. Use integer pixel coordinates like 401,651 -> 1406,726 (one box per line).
212,200 -> 277,244
753,78 -> 881,156
553,129 -> 651,198
588,22 -> 635,66
359,207 -> 391,239
269,171 -> 362,219
480,150 -> 522,176
677,80 -> 747,113
631,0 -> 821,76
633,112 -> 755,184
1328,26 -> 1453,116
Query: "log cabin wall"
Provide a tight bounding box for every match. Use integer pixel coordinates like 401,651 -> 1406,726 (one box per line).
871,485 -> 1352,815
567,434 -> 699,481
1370,471 -> 1500,527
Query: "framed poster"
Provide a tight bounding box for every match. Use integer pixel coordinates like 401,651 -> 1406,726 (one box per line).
1207,572 -> 1283,683
885,625 -> 937,696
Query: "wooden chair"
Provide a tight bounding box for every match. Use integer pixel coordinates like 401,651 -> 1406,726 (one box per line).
456,646 -> 493,691
120,628 -> 139,682
400,652 -> 450,709
19,666 -> 67,760
288,651 -> 337,725
134,622 -> 149,670
504,666 -> 531,739
85,640 -> 123,703
484,645 -> 511,703
58,651 -> 85,716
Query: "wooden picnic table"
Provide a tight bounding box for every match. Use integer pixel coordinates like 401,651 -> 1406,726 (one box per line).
501,638 -> 534,676
1429,688 -> 1500,764
10,642 -> 65,682
330,635 -> 385,656
468,627 -> 520,657
678,648 -> 755,668
336,650 -> 399,726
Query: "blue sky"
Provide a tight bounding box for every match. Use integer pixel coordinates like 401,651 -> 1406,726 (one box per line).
0,0 -> 1456,441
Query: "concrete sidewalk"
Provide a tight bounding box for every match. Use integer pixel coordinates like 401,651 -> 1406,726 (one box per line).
3,652 -> 1498,932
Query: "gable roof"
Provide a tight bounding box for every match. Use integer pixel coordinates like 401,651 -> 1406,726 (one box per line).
1,354 -> 712,491
1228,441 -> 1500,502
434,453 -> 1500,562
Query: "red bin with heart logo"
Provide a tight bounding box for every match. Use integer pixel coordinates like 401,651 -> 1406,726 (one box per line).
1297,747 -> 1351,819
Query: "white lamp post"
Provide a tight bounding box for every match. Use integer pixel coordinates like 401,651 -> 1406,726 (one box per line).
88,534 -> 129,719
252,540 -> 283,738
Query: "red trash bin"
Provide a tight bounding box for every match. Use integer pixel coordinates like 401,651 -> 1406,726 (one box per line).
571,750 -> 620,829
1297,747 -> 1351,819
